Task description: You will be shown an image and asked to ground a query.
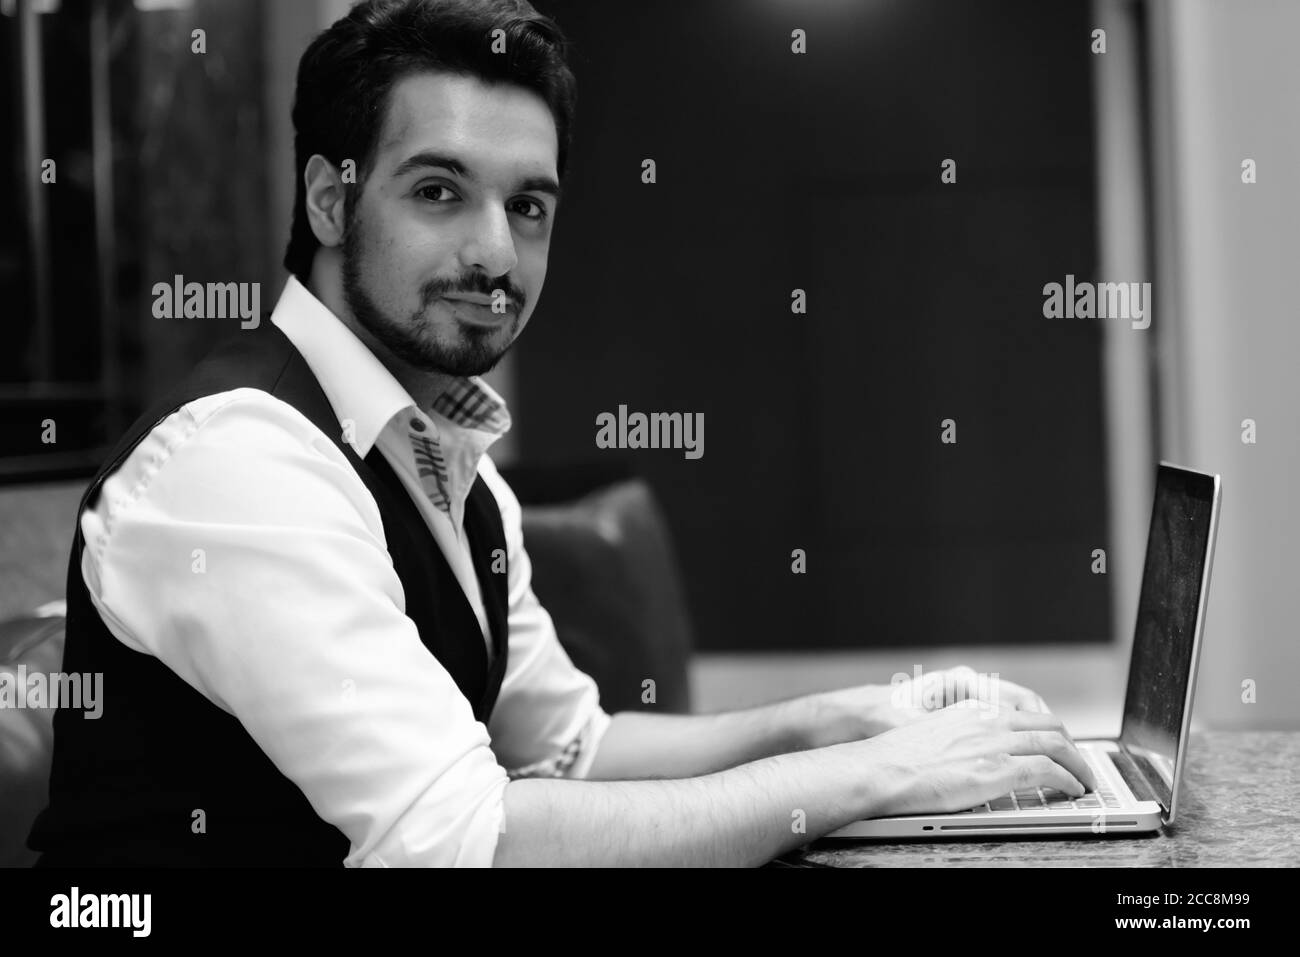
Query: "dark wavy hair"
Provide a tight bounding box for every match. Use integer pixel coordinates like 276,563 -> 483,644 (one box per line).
283,0 -> 577,282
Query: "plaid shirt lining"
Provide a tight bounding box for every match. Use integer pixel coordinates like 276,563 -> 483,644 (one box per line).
407,377 -> 509,516
430,378 -> 510,433
506,733 -> 586,780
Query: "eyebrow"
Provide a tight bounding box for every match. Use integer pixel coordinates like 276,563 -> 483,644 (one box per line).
390,150 -> 562,201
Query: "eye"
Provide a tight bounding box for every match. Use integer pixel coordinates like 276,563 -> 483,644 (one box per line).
511,198 -> 549,222
417,183 -> 459,203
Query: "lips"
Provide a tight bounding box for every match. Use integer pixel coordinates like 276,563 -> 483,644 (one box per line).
440,297 -> 512,327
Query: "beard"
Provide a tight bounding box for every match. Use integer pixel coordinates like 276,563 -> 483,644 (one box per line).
339,209 -> 521,378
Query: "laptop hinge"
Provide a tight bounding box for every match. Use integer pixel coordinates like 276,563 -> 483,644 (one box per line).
1116,741 -> 1169,815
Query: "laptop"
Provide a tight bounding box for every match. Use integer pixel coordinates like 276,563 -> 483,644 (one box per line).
827,461 -> 1222,839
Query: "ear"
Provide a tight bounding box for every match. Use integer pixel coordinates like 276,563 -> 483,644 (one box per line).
304,154 -> 349,248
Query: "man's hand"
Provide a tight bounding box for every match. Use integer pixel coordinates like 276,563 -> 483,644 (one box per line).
800,665 -> 1055,749
857,701 -> 1098,817
497,696 -> 1098,866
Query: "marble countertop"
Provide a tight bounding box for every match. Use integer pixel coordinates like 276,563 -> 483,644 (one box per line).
786,731 -> 1300,867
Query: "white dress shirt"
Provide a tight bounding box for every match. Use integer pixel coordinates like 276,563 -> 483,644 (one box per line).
78,275 -> 612,867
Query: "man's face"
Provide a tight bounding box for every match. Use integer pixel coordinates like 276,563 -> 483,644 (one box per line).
340,71 -> 559,378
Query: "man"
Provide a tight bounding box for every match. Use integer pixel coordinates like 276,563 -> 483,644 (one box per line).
29,0 -> 1095,867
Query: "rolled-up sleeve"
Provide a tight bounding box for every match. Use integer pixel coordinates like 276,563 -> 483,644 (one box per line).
81,389 -> 509,867
477,456 -> 614,781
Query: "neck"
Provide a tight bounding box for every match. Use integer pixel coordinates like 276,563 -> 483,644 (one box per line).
305,248 -> 455,412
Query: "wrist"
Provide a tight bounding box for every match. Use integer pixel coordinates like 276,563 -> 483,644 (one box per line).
764,694 -> 820,754
793,689 -> 879,750
833,735 -> 909,820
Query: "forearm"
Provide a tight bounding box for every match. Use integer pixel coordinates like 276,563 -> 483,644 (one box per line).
494,738 -> 879,867
583,699 -> 821,781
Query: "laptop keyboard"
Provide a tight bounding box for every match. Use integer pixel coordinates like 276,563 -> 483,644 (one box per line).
956,752 -> 1123,813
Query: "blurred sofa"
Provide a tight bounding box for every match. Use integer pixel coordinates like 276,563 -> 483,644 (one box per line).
0,467 -> 694,866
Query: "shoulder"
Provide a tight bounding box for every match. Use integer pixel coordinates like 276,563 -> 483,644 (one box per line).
85,387 -> 383,542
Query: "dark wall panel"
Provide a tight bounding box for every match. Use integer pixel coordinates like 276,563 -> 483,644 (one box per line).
509,0 -> 1107,650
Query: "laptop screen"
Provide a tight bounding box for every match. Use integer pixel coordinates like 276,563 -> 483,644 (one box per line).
1118,464 -> 1218,812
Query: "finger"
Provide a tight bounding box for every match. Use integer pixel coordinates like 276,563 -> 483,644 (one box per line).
946,696 -> 997,713
1009,754 -> 1088,797
918,670 -> 957,708
1005,706 -> 1077,745
1007,729 -> 1098,792
943,670 -> 1049,715
988,678 -> 1044,712
943,666 -> 981,704
1005,709 -> 1069,732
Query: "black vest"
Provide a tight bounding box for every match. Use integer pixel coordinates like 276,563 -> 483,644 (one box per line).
28,321 -> 510,866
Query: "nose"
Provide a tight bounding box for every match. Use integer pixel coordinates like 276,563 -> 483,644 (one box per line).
458,203 -> 518,279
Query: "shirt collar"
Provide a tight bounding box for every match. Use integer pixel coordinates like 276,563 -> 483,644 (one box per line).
269,275 -> 511,455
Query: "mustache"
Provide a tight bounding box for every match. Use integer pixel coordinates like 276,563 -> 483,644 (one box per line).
421,276 -> 525,312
